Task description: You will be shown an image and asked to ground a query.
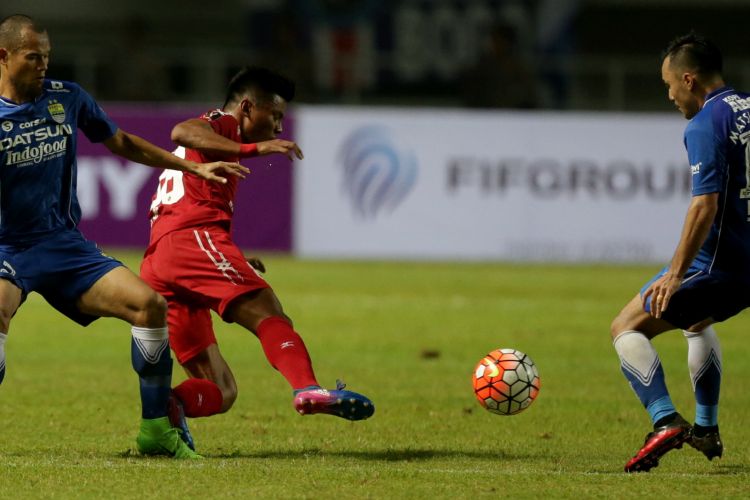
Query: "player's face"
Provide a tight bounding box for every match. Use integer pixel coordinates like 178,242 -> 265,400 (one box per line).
241,94 -> 287,142
661,56 -> 700,119
0,27 -> 50,101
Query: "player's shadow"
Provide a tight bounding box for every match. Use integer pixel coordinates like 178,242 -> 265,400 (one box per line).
211,447 -> 537,461
587,463 -> 750,475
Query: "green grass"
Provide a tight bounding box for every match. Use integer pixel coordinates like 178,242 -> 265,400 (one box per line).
1,253 -> 749,498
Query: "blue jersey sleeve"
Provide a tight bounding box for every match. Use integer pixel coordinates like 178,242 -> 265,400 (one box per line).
75,84 -> 118,143
685,117 -> 725,196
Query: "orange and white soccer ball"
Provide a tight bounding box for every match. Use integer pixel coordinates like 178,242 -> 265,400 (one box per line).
473,348 -> 540,415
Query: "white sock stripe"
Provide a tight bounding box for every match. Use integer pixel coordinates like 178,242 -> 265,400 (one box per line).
130,326 -> 168,340
613,330 -> 662,385
685,325 -> 722,391
620,356 -> 661,386
0,332 -> 7,344
693,349 -> 722,382
130,326 -> 169,364
133,336 -> 169,364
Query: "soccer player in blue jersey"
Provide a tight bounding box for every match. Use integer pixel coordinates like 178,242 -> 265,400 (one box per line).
610,32 -> 750,472
0,14 -> 247,458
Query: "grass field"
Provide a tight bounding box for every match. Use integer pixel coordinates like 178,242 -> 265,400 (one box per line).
1,252 -> 749,498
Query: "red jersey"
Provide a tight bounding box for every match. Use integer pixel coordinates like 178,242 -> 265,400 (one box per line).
148,109 -> 241,246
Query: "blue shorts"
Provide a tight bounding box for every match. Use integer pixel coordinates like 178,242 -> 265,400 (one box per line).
0,230 -> 123,326
641,265 -> 750,329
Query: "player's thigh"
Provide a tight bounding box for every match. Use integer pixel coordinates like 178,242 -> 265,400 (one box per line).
76,266 -> 166,327
611,293 -> 676,340
0,278 -> 23,332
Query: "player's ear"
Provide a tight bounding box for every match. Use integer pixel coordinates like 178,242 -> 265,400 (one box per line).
682,72 -> 696,90
240,98 -> 253,117
0,47 -> 8,64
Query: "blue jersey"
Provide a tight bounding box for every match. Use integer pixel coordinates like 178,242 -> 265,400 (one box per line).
0,80 -> 117,245
686,86 -> 750,279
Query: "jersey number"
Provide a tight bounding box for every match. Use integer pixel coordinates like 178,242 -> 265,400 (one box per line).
150,170 -> 185,215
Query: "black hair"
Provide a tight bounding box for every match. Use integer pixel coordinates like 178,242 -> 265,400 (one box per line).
0,14 -> 46,52
223,66 -> 295,109
662,31 -> 723,77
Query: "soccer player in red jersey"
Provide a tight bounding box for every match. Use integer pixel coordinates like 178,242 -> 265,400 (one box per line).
140,67 -> 374,450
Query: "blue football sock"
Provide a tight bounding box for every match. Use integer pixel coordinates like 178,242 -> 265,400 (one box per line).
614,330 -> 676,425
685,327 -> 721,427
131,326 -> 172,419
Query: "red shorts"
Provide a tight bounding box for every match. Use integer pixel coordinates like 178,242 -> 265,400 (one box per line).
140,226 -> 269,363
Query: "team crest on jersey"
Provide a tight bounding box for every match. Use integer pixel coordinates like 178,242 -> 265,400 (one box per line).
47,100 -> 66,124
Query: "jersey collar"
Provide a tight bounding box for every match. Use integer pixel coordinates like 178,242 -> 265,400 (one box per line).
704,86 -> 734,106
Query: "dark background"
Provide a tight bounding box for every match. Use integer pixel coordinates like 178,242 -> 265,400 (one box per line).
3,0 -> 748,111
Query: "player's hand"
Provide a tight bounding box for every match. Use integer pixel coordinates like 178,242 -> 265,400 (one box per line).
256,139 -> 304,161
641,272 -> 681,319
191,161 -> 250,184
246,256 -> 266,273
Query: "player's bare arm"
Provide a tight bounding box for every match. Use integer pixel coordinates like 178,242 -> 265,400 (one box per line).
257,139 -> 303,161
642,192 -> 718,318
172,119 -> 303,161
103,129 -> 249,184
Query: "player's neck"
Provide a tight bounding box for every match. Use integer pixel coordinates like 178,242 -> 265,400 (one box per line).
696,78 -> 726,110
704,77 -> 726,96
0,81 -> 36,104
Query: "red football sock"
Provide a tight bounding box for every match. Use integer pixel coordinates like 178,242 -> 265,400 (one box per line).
256,316 -> 319,390
173,378 -> 223,418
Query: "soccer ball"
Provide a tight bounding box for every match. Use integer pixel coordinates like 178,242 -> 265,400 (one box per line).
472,348 -> 540,415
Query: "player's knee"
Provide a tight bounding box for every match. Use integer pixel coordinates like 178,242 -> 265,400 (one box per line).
610,314 -> 627,341
136,292 -> 168,327
0,303 -> 17,332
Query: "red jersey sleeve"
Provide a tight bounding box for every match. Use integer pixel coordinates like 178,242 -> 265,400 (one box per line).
196,110 -> 241,162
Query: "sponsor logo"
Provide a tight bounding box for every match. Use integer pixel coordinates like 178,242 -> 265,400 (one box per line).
4,138 -> 68,166
47,99 -> 66,124
691,162 -> 701,175
50,81 -> 64,90
447,157 -> 692,199
0,123 -> 73,167
19,118 -> 46,129
1,121 -> 12,132
338,125 -> 418,219
280,341 -> 295,349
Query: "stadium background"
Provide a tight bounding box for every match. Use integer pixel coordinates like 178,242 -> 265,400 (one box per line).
3,0 -> 749,262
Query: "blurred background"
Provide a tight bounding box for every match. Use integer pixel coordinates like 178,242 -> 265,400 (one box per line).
4,0 -> 750,111
3,0 -> 748,263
